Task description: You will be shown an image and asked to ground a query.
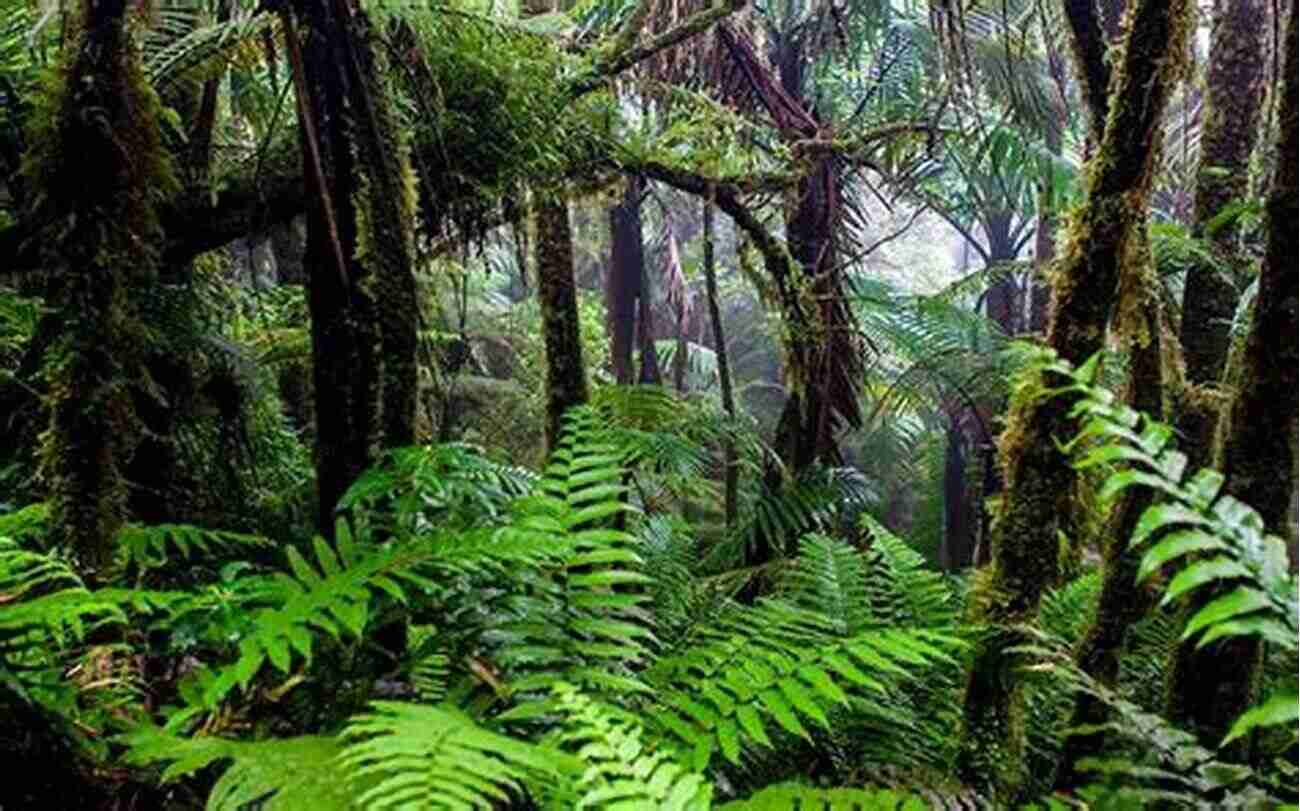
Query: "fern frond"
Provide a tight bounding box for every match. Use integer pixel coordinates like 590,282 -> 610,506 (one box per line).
202,522 -> 436,707
859,517 -> 957,628
0,503 -> 50,547
646,599 -> 962,770
116,523 -> 271,574
779,534 -> 873,636
122,727 -> 350,811
339,443 -> 537,532
340,701 -> 575,810
546,683 -> 712,810
1051,349 -> 1299,745
715,782 -> 929,809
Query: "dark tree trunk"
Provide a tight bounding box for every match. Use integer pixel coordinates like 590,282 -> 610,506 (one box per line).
608,176 -> 644,385
701,201 -> 739,527
536,194 -> 589,453
288,0 -> 420,531
956,0 -> 1195,799
1168,0 -> 1298,749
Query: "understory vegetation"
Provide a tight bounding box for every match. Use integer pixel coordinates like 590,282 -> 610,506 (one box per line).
0,0 -> 1296,808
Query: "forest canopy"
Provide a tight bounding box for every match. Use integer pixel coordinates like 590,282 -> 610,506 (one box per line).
0,0 -> 1296,808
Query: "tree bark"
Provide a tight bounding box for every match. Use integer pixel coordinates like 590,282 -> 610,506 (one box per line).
289,0 -> 420,531
608,176 -> 644,384
536,194 -> 589,453
956,0 -> 1195,799
1177,0 -> 1269,471
1167,0 -> 1298,749
31,0 -> 174,579
701,200 -> 739,527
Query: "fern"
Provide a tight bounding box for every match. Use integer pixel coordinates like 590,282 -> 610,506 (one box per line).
340,701 -> 574,810
122,726 -> 350,811
116,523 -> 271,575
780,534 -> 873,636
338,443 -> 536,533
715,782 -> 929,810
1058,350 -> 1299,745
488,407 -> 656,704
858,516 -> 957,628
645,598 -> 961,771
200,523 -> 436,707
546,683 -> 713,809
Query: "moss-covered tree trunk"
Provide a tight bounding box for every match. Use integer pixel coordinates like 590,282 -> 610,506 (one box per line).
1167,0 -> 1298,749
536,193 -> 589,453
1056,250 -> 1168,789
1177,0 -> 1269,470
30,1 -> 176,579
955,0 -> 1193,799
288,0 -> 420,531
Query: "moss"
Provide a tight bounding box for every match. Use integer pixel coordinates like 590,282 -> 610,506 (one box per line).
24,8 -> 177,578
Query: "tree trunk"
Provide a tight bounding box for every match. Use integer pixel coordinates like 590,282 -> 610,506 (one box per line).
31,0 -> 174,579
701,201 -> 739,527
289,1 -> 420,531
956,0 -> 1194,799
1167,0 -> 1298,748
608,176 -> 644,385
1177,0 -> 1269,470
536,194 -> 589,453
1057,250 -> 1167,789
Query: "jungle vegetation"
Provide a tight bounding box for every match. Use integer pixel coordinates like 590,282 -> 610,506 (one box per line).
0,0 -> 1296,808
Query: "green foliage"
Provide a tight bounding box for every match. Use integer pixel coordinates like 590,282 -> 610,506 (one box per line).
547,683 -> 713,809
341,702 -> 572,810
1059,351 -> 1299,746
715,783 -> 929,810
123,727 -> 350,811
338,443 -> 536,532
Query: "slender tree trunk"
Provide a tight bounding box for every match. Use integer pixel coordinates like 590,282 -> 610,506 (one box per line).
536,194 -> 589,453
956,0 -> 1194,799
637,264 -> 662,384
701,201 -> 738,527
1177,0 -> 1269,470
32,0 -> 175,579
1167,0 -> 1298,748
608,176 -> 644,385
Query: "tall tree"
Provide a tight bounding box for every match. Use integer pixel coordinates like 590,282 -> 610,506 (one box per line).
1177,0 -> 1270,470
285,0 -> 421,531
1167,0 -> 1298,749
536,192 -> 590,452
27,0 -> 177,578
955,0 -> 1194,799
